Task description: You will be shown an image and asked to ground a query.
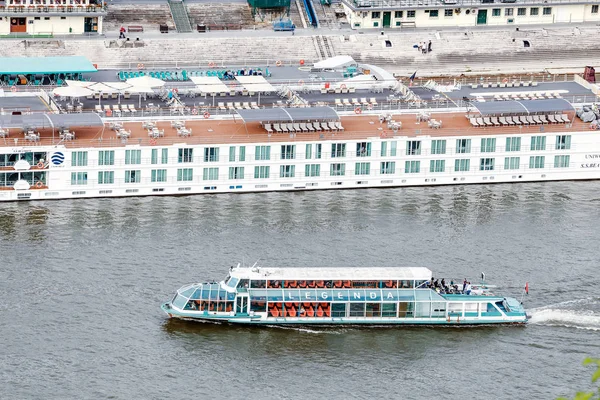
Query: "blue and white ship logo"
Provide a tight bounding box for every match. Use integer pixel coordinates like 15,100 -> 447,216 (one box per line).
51,152 -> 65,166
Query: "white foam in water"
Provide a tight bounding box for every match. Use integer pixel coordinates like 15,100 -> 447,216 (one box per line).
529,309 -> 600,331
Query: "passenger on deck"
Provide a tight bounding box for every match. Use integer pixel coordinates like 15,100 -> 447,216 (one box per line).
465,282 -> 472,295
462,279 -> 468,293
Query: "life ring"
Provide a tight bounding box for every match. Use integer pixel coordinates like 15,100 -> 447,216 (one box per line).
208,62 -> 216,68
203,111 -> 210,119
354,107 -> 362,114
298,79 -> 304,86
35,181 -> 43,189
191,108 -> 198,115
275,60 -> 282,67
367,103 -> 373,110
299,59 -> 305,66
340,84 -> 347,90
37,161 -> 44,169
137,63 -> 144,70
149,138 -> 157,146
10,86 -> 16,93
502,78 -> 509,84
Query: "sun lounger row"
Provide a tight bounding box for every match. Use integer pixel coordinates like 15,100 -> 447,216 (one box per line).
95,104 -> 137,114
263,122 -> 344,134
334,97 -> 379,107
469,114 -> 570,127
492,92 -> 562,101
218,102 -> 260,111
321,87 -> 356,94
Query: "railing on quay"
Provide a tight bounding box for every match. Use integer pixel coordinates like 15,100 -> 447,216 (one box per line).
97,59 -> 319,71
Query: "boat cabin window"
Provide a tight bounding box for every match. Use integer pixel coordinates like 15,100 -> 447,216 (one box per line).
238,279 -> 249,290
250,280 -> 266,288
226,276 -> 239,288
250,300 -> 266,312
399,280 -> 414,289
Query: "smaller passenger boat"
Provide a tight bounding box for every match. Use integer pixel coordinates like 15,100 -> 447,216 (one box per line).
161,266 -> 527,326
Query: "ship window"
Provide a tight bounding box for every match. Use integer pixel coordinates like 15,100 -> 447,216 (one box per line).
356,142 -> 371,157
227,276 -> 239,288
349,303 -> 365,317
250,280 -> 266,288
238,279 -> 249,290
382,303 -> 397,317
250,300 -> 267,312
331,303 -> 346,317
352,280 -> 378,288
366,303 -> 381,317
406,140 -> 421,155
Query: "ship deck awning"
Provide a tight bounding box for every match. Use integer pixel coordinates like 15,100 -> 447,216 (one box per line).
190,76 -> 229,94
236,106 -> 340,122
234,75 -> 276,93
0,113 -> 103,129
230,266 -> 433,281
472,98 -> 575,116
313,55 -> 356,69
0,56 -> 97,75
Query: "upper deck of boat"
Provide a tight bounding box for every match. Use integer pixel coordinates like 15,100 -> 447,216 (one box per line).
0,109 -> 587,149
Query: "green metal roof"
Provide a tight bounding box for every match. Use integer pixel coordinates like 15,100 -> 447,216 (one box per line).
0,56 -> 97,75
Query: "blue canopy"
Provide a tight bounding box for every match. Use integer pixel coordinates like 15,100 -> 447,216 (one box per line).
0,56 -> 97,75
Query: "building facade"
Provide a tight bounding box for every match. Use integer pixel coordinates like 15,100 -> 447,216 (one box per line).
341,0 -> 600,29
0,0 -> 105,35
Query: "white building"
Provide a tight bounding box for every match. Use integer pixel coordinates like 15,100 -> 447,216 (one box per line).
0,0 -> 105,35
341,0 -> 600,29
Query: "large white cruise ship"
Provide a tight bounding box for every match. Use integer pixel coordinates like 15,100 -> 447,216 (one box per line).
0,56 -> 598,202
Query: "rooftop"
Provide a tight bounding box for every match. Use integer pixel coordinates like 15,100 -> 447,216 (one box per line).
230,267 -> 433,281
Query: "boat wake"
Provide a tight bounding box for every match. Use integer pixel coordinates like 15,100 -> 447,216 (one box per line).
528,297 -> 600,331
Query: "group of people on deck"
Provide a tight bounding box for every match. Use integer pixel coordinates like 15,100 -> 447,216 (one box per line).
427,277 -> 472,295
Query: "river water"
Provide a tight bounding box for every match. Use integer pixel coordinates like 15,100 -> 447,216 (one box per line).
1,182 -> 599,399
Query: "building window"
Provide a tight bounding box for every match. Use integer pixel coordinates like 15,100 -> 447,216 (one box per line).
456,139 -> 471,154
480,138 -> 496,153
98,150 -> 114,166
151,169 -> 167,182
239,146 -> 246,162
543,7 -> 551,15
125,170 -> 140,183
34,16 -> 40,20
428,10 -> 439,18
492,8 -> 501,17
151,148 -> 168,164
202,168 -> 218,180
504,157 -> 520,170
480,158 -> 495,171
593,5 -> 599,14
281,145 -> 296,160
255,145 -> 271,161
331,143 -> 346,158
372,11 -> 381,18
330,163 -> 346,176
505,137 -> 521,152
204,147 -> 219,162
517,8 -> 526,16
98,171 -> 114,184
406,140 -> 421,155
529,156 -> 545,169
554,155 -> 570,168
177,168 -> 193,182
125,149 -> 141,165
429,160 -> 445,173
356,142 -> 371,157
530,7 -> 539,16
280,165 -> 295,178
229,146 -> 236,162
315,144 -> 322,159
381,141 -> 397,157
44,17 -> 50,20
178,148 -> 193,163
305,164 -> 320,177
407,10 -> 416,18
431,139 -> 446,155
381,161 -> 396,174
254,166 -> 270,179
455,159 -> 470,172
305,143 -> 313,160
530,136 -> 546,151
71,172 -> 87,185
505,8 -> 513,16
71,151 -> 88,167
555,135 -> 571,150
355,162 -> 370,175
229,166 -> 244,180
395,21 -> 401,26
444,9 -> 452,17
395,11 -> 403,18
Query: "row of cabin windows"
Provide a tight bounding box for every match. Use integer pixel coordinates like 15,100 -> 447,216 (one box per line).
71,155 -> 572,185
251,280 -> 416,289
491,7 -> 552,17
370,7 -> 552,20
68,136 -> 570,167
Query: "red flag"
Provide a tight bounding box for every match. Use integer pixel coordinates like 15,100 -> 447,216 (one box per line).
525,282 -> 529,295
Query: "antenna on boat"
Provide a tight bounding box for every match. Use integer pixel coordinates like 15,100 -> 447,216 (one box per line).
251,259 -> 260,268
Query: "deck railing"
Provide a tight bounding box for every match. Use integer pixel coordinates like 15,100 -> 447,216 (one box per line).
345,0 -> 600,9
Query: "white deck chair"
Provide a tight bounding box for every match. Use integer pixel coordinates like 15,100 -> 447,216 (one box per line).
343,99 -> 351,106
539,115 -> 549,124
498,117 -> 507,126
320,122 -> 330,131
532,115 -> 543,124
218,102 -> 226,111
335,122 -> 345,131
526,116 -> 536,124
519,116 -> 529,125
352,98 -> 360,107
470,118 -> 479,127
490,117 -> 500,126
328,122 -> 338,131
547,115 -> 557,123
361,97 -> 369,106
293,123 -> 302,132
560,114 -> 570,123
370,97 -> 378,106
273,123 -> 282,133
227,102 -> 235,111
264,124 -> 273,134
476,117 -> 485,126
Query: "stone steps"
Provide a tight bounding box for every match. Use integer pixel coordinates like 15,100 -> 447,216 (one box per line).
103,4 -> 175,32
169,0 -> 193,33
187,3 -> 256,29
